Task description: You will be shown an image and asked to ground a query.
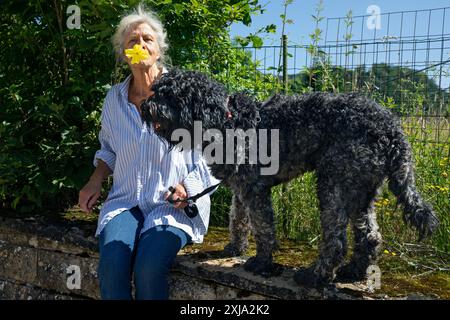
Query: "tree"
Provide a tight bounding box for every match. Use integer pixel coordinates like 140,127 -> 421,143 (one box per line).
289,62 -> 448,115
0,0 -> 265,212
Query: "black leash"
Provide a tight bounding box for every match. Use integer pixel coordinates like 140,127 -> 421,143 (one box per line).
167,182 -> 221,218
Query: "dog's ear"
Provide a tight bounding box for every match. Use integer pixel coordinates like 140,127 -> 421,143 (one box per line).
150,69 -> 228,131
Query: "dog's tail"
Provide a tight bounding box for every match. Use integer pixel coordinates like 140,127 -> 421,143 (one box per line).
387,132 -> 439,240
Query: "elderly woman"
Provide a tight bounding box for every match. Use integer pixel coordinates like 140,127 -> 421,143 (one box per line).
78,5 -> 218,300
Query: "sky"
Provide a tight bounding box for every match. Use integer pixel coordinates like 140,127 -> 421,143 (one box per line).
230,0 -> 450,46
229,0 -> 450,88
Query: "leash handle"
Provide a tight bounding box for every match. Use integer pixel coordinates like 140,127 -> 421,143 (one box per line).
166,186 -> 198,218
166,186 -> 180,204
167,183 -> 221,204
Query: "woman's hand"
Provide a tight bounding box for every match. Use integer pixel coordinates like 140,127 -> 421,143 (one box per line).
164,183 -> 188,209
78,160 -> 111,213
78,179 -> 102,213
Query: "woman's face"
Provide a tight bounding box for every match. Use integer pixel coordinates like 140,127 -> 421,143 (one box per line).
124,23 -> 160,69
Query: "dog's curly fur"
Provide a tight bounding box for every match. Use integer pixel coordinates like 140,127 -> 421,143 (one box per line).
141,68 -> 439,287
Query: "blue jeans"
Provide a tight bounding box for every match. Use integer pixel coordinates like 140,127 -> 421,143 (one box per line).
97,207 -> 191,300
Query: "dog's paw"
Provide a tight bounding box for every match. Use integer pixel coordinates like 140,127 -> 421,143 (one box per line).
334,263 -> 367,283
294,266 -> 331,288
222,242 -> 247,257
243,256 -> 281,277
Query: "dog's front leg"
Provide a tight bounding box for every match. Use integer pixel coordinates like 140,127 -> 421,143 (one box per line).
240,186 -> 279,277
223,194 -> 251,257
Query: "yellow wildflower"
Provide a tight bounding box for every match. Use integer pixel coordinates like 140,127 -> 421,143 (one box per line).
442,172 -> 448,178
125,44 -> 150,64
375,198 -> 390,207
383,249 -> 390,254
391,252 -> 396,256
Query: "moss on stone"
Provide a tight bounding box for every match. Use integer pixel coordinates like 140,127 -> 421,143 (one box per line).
197,227 -> 450,299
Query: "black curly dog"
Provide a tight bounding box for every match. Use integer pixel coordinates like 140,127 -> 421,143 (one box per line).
141,69 -> 439,287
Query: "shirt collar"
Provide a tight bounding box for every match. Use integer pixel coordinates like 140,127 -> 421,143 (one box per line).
118,74 -> 133,102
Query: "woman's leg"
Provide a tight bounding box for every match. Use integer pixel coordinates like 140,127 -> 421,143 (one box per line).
97,207 -> 144,300
133,225 -> 191,300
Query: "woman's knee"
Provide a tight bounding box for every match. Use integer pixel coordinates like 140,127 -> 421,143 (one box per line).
133,226 -> 190,299
98,242 -> 134,280
133,246 -> 171,281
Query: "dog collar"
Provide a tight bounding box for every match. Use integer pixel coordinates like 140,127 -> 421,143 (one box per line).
225,96 -> 233,120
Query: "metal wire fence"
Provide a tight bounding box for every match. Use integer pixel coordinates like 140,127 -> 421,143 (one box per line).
230,7 -> 450,145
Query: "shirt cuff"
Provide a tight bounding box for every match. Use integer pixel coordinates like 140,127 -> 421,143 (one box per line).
93,149 -> 116,173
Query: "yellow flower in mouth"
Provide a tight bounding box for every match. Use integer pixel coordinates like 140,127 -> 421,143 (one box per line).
125,44 -> 150,64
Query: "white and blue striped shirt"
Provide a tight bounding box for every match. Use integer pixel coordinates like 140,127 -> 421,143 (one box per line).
94,73 -> 220,243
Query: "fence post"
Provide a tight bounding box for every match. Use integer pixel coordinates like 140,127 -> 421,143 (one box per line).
282,34 -> 288,93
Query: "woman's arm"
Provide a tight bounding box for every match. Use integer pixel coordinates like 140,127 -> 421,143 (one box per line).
79,91 -> 116,213
78,159 -> 112,213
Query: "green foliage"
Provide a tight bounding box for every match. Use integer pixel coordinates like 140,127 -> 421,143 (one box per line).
289,62 -> 449,115
210,186 -> 232,228
272,172 -> 321,242
0,0 -> 117,211
1,0 -> 448,255
157,0 -> 263,70
0,0 -> 265,212
374,141 -> 449,252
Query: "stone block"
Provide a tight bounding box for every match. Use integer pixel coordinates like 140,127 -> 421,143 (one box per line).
0,279 -> 83,300
0,243 -> 37,284
36,249 -> 100,299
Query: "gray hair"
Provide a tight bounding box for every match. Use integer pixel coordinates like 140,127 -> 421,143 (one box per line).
112,4 -> 169,67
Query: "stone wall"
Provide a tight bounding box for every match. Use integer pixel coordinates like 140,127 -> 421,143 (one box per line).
0,213 -> 370,300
